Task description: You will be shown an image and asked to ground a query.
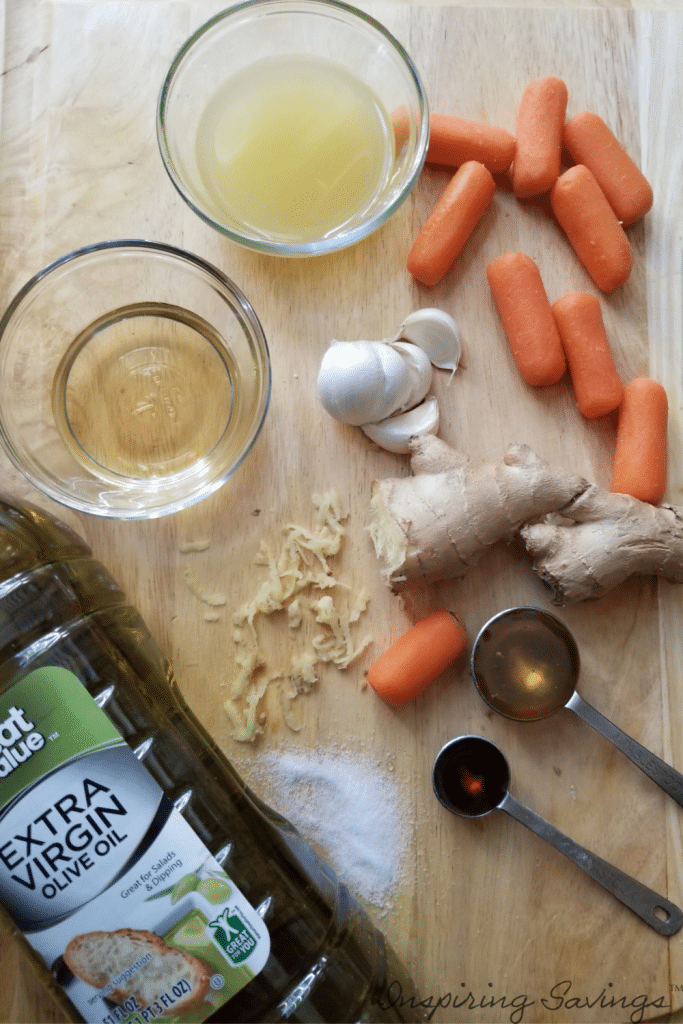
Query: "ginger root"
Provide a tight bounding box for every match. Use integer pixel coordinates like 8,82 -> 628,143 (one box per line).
368,435 -> 588,590
369,434 -> 683,602
520,485 -> 683,603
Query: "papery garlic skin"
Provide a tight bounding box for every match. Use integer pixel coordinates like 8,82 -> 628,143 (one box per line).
317,340 -> 432,426
361,396 -> 439,454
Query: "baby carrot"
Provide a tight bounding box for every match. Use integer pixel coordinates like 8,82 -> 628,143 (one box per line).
407,160 -> 496,286
512,76 -> 568,199
366,610 -> 467,707
486,251 -> 566,387
551,292 -> 623,418
563,111 -> 653,226
611,377 -> 668,505
549,164 -> 633,292
427,114 -> 516,173
391,105 -> 411,155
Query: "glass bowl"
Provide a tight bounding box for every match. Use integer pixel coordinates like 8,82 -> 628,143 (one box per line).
157,0 -> 429,257
0,240 -> 271,519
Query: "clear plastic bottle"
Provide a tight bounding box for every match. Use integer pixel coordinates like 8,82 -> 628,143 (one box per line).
0,494 -> 423,1024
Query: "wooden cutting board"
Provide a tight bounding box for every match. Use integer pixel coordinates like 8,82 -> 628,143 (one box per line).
2,2 -> 683,1022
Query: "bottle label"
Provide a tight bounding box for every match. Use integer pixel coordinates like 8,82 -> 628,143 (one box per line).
0,667 -> 270,1023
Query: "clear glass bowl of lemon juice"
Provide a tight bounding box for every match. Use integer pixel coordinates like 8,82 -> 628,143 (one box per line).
157,0 -> 429,257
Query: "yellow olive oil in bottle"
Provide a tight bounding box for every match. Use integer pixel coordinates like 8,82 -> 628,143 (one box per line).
0,494 -> 423,1023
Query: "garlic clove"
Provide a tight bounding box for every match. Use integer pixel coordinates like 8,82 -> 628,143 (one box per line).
361,396 -> 440,454
374,341 -> 417,415
394,308 -> 461,372
317,341 -> 411,426
390,342 -> 433,412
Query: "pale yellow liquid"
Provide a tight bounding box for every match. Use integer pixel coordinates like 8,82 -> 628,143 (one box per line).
195,56 -> 394,241
52,303 -> 239,483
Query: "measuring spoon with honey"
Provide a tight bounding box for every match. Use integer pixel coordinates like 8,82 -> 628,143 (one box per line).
471,606 -> 683,808
432,734 -> 682,935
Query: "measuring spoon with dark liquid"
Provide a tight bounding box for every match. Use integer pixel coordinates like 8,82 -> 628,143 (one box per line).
471,606 -> 683,808
432,735 -> 682,935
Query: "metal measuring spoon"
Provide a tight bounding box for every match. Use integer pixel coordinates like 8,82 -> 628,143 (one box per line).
432,734 -> 682,935
471,606 -> 683,808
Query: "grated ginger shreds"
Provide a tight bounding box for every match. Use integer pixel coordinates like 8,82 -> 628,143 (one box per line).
178,539 -> 211,553
224,676 -> 270,743
279,683 -> 302,733
287,598 -> 303,630
230,650 -> 264,701
183,568 -> 227,608
289,651 -> 319,694
309,593 -> 374,669
223,491 -> 372,741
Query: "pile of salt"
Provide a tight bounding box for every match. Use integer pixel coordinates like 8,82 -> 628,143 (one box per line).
247,748 -> 410,910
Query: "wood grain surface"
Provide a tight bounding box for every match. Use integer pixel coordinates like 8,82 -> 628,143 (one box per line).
2,1 -> 683,1022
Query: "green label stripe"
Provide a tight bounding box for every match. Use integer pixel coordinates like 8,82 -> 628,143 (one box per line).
0,667 -> 121,812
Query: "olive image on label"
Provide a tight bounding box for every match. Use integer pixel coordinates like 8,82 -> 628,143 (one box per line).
197,878 -> 233,904
171,873 -> 202,904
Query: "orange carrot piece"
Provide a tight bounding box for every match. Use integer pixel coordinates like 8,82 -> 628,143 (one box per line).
563,111 -> 653,227
427,114 -> 515,173
391,105 -> 411,155
407,160 -> 496,286
551,292 -> 623,418
512,76 -> 568,199
611,377 -> 668,505
366,610 -> 467,708
486,252 -> 566,386
549,165 -> 633,292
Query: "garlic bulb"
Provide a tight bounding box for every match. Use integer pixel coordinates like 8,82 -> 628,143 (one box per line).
361,396 -> 439,454
317,308 -> 460,455
317,340 -> 432,426
394,308 -> 461,373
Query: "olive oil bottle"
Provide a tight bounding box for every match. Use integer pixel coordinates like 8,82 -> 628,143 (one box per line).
0,494 -> 422,1024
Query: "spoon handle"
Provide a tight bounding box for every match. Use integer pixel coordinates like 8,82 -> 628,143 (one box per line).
500,791 -> 682,935
567,691 -> 683,807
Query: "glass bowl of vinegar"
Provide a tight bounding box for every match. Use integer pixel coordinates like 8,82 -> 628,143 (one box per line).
0,241 -> 271,519
157,0 -> 429,257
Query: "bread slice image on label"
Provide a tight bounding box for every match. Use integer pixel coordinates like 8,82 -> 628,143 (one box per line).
63,928 -> 211,1015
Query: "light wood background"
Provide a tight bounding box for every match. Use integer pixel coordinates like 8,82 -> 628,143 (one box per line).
2,1 -> 683,1021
